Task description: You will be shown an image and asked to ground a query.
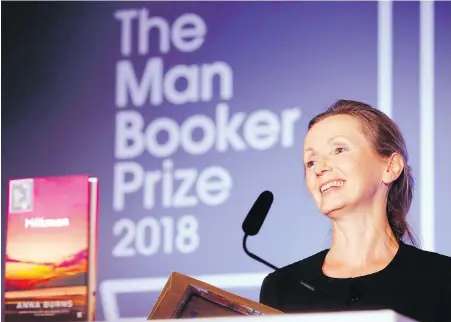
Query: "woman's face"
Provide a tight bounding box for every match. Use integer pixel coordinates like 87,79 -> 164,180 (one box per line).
303,114 -> 388,217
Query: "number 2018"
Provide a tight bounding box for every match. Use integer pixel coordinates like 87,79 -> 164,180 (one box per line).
112,215 -> 200,257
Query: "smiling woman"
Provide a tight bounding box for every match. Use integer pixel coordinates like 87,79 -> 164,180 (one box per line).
259,100 -> 451,322
305,101 -> 414,244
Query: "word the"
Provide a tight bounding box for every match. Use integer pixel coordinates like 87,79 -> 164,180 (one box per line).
115,9 -> 207,56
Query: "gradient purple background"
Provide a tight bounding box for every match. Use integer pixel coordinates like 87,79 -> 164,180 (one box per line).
2,1 -> 451,320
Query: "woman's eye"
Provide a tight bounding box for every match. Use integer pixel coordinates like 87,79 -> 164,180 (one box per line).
334,147 -> 346,154
306,161 -> 315,168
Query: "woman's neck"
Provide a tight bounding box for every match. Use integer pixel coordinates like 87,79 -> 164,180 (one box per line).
324,212 -> 399,277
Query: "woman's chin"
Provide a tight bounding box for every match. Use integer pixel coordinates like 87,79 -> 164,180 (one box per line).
320,201 -> 346,217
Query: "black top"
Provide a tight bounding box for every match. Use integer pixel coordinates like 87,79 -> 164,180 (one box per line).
259,242 -> 451,322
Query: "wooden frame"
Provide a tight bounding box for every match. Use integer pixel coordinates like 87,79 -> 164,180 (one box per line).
147,272 -> 282,320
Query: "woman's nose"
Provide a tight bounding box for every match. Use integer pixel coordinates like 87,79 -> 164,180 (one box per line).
314,157 -> 332,175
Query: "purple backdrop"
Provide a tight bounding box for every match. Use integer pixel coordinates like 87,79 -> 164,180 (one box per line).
2,1 -> 451,321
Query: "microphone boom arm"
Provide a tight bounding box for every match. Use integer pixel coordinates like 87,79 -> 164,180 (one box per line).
242,234 -> 279,271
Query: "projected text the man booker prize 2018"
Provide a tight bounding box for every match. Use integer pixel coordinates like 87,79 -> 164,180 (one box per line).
111,8 -> 302,258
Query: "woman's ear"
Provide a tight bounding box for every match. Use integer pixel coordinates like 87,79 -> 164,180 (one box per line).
382,152 -> 404,184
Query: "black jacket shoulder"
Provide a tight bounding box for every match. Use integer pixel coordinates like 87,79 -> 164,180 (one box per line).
259,243 -> 451,316
401,243 -> 451,267
399,243 -> 451,285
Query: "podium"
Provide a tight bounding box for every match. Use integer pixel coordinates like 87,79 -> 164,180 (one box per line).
148,310 -> 415,322
147,272 -> 281,319
146,272 -> 417,322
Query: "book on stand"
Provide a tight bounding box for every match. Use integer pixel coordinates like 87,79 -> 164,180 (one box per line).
4,175 -> 99,322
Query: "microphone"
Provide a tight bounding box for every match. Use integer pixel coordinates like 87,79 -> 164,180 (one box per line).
241,191 -> 318,294
242,191 -> 279,271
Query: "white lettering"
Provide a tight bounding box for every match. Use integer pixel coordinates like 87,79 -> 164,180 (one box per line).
172,167 -> 198,208
24,218 -> 70,228
215,102 -> 246,152
114,9 -> 139,56
143,160 -> 199,210
139,9 -> 170,55
115,111 -> 145,159
163,64 -> 198,105
162,159 -> 174,207
113,162 -> 144,211
115,58 -> 233,107
196,166 -> 232,206
112,215 -> 200,257
145,117 -> 180,158
114,104 -> 302,159
243,110 -> 280,150
281,108 -> 302,147
115,9 -> 207,56
171,13 -> 207,52
17,301 -> 41,309
116,58 -> 163,107
113,161 -> 232,211
201,62 -> 233,103
43,300 -> 73,308
180,114 -> 216,155
137,9 -> 206,55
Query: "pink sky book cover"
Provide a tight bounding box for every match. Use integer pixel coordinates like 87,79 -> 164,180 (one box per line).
4,175 -> 95,321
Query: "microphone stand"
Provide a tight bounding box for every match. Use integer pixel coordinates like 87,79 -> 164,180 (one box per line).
242,234 -> 319,293
242,234 -> 279,271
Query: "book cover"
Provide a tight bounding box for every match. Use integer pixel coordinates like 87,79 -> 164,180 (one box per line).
4,175 -> 98,321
